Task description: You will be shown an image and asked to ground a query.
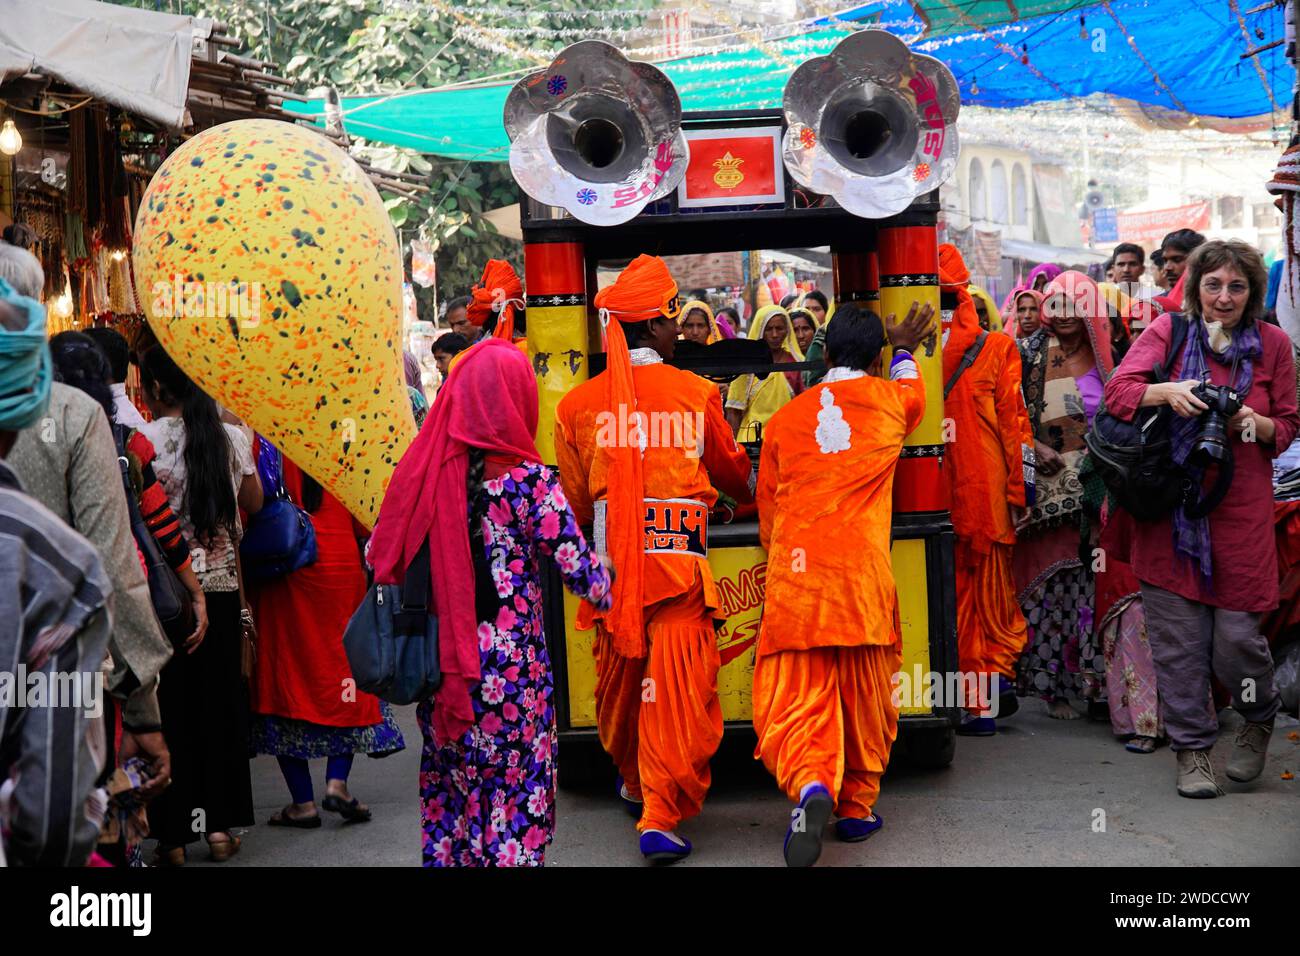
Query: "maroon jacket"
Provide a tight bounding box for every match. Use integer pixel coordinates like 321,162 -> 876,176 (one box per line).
1103,314 -> 1300,611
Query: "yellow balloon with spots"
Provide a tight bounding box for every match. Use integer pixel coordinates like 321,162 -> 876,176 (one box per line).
133,119 -> 415,529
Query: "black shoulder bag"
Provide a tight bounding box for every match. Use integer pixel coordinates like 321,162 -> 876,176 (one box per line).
114,425 -> 194,647
944,330 -> 990,399
1085,315 -> 1197,521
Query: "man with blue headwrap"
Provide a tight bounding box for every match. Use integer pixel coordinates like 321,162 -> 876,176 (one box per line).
0,279 -> 115,865
4,244 -> 174,805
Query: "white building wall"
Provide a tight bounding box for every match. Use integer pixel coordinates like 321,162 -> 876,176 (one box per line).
942,143 -> 1036,242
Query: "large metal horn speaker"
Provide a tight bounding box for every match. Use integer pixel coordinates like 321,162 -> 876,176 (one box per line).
782,31 -> 960,219
504,40 -> 689,226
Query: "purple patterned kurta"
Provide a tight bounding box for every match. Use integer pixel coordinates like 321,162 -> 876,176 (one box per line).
418,462 -> 610,867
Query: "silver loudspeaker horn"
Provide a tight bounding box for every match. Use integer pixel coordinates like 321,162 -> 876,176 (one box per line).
504,40 -> 690,227
782,31 -> 960,219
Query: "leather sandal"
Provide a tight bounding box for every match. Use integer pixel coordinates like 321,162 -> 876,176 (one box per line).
207,835 -> 242,862
152,844 -> 186,867
269,805 -> 323,829
322,794 -> 372,823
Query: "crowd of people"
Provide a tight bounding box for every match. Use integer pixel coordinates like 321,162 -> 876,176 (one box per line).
0,211 -> 1295,869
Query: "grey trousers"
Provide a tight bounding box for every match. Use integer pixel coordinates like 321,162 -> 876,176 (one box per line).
1139,583 -> 1281,751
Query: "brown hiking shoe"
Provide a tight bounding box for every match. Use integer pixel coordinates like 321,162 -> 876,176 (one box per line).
1176,749 -> 1223,799
1225,717 -> 1273,783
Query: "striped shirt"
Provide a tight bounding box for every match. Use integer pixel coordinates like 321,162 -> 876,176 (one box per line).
0,460 -> 112,867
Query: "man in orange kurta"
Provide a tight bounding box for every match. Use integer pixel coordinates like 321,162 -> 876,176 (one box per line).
938,244 -> 1033,734
754,300 -> 934,867
554,255 -> 753,863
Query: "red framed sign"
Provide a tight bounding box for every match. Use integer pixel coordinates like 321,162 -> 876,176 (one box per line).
676,125 -> 784,209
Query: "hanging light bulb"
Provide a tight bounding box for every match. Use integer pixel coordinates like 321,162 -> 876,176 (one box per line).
0,119 -> 22,156
1079,15 -> 1088,40
970,80 -> 980,95
53,290 -> 73,319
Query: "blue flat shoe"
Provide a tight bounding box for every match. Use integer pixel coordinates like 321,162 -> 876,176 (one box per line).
834,813 -> 883,843
615,775 -> 643,819
957,712 -> 996,736
640,829 -> 691,863
783,783 -> 834,868
997,675 -> 1019,718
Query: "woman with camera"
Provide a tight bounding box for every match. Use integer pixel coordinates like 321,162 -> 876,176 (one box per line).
1103,239 -> 1299,799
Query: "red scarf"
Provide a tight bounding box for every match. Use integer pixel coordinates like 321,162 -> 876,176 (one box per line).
368,338 -> 541,745
1167,270 -> 1188,311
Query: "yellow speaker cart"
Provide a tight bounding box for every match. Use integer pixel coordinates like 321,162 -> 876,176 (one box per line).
521,105 -> 960,780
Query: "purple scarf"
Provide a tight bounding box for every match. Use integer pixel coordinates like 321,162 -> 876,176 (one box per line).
1169,315 -> 1263,580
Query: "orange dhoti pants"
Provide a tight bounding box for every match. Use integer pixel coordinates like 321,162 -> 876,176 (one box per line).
955,539 -> 1028,712
593,586 -> 723,833
752,642 -> 901,820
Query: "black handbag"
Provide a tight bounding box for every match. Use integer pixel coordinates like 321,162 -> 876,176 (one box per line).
1084,315 -> 1189,521
343,541 -> 441,705
1085,314 -> 1229,521
114,426 -> 194,647
240,436 -> 318,583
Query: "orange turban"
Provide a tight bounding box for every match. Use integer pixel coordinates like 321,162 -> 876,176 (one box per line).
938,243 -> 981,384
590,254 -> 680,658
592,254 -> 681,324
467,259 -> 524,341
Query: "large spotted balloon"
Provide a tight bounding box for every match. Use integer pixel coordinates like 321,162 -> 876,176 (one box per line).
133,119 -> 415,528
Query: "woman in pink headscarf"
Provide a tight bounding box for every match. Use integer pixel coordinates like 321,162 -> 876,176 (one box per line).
368,338 -> 612,866
1013,271 -> 1113,720
1004,288 -> 1045,338
999,263 -> 1063,323
1027,262 -> 1063,293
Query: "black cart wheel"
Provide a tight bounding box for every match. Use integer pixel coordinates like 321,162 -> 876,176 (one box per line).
556,736 -> 614,791
902,725 -> 956,769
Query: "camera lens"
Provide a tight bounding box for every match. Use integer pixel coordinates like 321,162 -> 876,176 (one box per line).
1191,413 -> 1230,466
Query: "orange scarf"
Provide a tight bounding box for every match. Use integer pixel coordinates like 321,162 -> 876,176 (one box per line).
590,254 -> 681,657
467,259 -> 524,341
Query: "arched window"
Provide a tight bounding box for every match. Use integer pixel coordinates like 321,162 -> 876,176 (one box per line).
1012,163 -> 1028,226
990,160 -> 1008,225
969,158 -> 986,222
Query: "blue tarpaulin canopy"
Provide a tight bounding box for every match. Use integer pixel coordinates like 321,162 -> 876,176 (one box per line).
285,0 -> 1292,160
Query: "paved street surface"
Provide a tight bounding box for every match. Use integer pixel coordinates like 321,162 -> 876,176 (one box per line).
160,700 -> 1300,867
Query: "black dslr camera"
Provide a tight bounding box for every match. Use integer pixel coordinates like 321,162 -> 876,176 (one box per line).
1188,381 -> 1243,467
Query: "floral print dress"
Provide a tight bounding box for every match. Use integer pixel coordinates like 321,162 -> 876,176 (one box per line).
418,462 -> 610,867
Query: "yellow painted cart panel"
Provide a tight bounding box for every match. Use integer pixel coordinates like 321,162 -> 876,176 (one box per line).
563,538 -> 935,726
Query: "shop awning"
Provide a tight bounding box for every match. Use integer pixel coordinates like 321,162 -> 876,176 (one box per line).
1001,237 -> 1110,266
284,0 -> 1290,161
0,0 -> 210,129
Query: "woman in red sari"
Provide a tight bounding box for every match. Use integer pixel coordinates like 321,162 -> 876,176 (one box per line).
248,449 -> 405,827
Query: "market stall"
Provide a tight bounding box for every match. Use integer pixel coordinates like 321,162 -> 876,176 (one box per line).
0,0 -> 427,395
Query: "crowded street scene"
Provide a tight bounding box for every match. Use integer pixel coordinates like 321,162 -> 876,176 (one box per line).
0,0 -> 1298,931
